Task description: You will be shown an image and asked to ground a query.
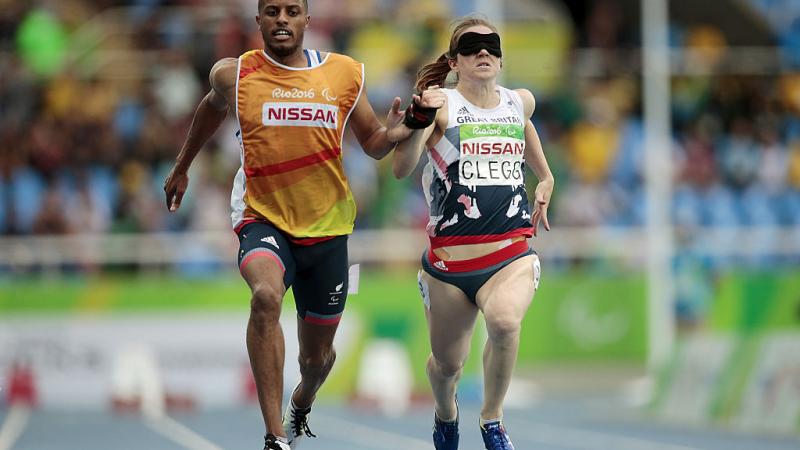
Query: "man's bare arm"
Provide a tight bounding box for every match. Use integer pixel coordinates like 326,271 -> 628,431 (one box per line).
392,86 -> 447,178
173,58 -> 236,171
164,58 -> 236,211
348,85 -> 406,160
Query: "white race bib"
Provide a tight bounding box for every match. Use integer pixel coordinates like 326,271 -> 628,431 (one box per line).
458,123 -> 525,186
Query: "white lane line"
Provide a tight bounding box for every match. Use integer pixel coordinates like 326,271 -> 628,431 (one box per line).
144,415 -> 225,450
315,413 -> 431,450
0,406 -> 31,450
514,422 -> 704,450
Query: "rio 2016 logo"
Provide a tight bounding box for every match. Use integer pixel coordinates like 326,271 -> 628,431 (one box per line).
472,126 -> 504,136
272,88 -> 315,99
271,87 -> 338,103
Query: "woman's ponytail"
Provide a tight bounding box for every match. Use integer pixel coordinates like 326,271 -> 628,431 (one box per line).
414,53 -> 451,93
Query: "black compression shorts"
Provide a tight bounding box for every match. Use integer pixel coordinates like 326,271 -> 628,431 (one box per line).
237,221 -> 349,325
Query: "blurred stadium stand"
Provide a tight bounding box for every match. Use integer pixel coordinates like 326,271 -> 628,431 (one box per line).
1,0 -> 800,313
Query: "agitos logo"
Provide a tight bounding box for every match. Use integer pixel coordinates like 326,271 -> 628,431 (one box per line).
262,102 -> 338,129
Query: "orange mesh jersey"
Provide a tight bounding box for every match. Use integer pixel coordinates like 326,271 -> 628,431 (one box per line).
231,49 -> 364,238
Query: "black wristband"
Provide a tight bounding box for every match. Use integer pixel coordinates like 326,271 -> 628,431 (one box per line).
403,100 -> 437,129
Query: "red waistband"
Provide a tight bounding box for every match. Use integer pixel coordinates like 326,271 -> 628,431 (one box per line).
233,218 -> 260,234
427,239 -> 530,273
288,235 -> 336,246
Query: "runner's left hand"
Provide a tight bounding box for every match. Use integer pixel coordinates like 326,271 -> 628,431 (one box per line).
531,178 -> 553,237
413,85 -> 446,110
386,96 -> 411,143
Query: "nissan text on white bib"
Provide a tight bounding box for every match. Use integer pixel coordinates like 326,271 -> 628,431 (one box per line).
459,123 -> 525,186
262,102 -> 339,129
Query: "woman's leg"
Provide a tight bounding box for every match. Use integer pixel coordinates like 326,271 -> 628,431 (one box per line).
420,270 -> 480,421
475,254 -> 539,421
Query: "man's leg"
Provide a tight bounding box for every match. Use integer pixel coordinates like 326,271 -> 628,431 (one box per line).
291,319 -> 339,409
237,223 -> 296,440
241,257 -> 289,438
281,235 -> 348,446
475,254 -> 538,422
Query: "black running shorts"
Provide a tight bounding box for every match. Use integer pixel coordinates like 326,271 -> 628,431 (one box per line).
236,221 -> 349,325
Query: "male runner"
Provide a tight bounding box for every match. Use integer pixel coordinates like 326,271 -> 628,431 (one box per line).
163,1 -> 409,448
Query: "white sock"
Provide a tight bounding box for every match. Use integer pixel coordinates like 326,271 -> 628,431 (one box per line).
480,417 -> 502,426
435,410 -> 458,423
291,398 -> 311,412
275,435 -> 289,444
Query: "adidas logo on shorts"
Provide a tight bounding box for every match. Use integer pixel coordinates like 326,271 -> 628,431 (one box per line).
433,260 -> 448,271
261,236 -> 279,249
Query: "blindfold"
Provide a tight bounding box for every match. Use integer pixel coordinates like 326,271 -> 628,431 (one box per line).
455,32 -> 502,58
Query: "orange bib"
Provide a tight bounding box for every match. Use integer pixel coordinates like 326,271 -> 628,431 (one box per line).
231,49 -> 363,238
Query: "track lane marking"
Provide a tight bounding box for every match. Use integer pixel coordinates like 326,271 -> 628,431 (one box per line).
0,406 -> 31,450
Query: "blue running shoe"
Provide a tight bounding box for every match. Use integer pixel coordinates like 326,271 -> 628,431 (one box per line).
480,421 -> 514,450
432,401 -> 459,450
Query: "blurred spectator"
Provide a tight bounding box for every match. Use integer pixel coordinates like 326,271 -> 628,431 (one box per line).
718,117 -> 760,191
678,119 -> 718,189
684,25 -> 727,74
15,6 -> 69,78
31,187 -> 69,235
214,10 -> 251,60
152,51 -> 202,121
787,140 -> 800,189
585,0 -> 623,49
112,161 -> 164,233
755,121 -> 788,194
555,180 -> 616,226
566,92 -> 620,184
66,172 -> 112,234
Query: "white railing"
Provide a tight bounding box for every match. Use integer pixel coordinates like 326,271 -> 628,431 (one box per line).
1,227 -> 799,271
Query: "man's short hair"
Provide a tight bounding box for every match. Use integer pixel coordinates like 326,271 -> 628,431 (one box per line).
258,0 -> 308,12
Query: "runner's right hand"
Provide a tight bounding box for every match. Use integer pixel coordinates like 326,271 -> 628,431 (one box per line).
163,166 -> 189,212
